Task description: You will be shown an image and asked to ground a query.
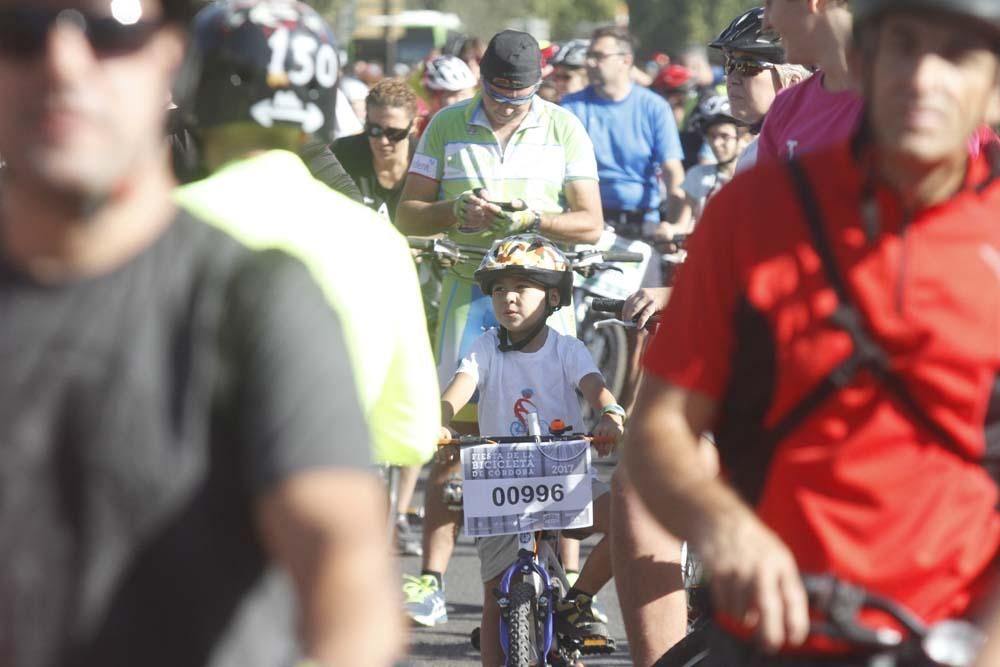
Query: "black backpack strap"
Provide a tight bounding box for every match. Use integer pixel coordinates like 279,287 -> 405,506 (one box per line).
763,159 -> 970,460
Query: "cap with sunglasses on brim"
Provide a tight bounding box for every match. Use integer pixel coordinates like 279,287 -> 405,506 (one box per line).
480,30 -> 542,90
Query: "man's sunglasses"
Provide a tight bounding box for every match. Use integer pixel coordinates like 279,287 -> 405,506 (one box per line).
364,121 -> 413,143
0,7 -> 162,59
724,57 -> 777,78
483,81 -> 538,106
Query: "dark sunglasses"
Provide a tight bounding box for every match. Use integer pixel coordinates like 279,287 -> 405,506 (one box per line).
0,7 -> 162,59
364,121 -> 412,143
724,57 -> 776,78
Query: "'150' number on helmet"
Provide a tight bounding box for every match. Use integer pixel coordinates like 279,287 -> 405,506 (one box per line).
268,28 -> 339,89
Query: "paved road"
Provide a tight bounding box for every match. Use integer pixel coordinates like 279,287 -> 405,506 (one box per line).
400,461 -> 633,666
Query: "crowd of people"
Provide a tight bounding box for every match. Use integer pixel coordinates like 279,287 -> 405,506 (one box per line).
3,0 -> 1000,666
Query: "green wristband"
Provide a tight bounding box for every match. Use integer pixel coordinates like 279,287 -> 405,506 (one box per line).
601,403 -> 626,421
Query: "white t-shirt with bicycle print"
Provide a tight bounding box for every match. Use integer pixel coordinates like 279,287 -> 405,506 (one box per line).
455,327 -> 599,438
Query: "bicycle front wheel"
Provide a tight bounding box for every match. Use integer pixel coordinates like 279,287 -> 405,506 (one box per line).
506,581 -> 536,667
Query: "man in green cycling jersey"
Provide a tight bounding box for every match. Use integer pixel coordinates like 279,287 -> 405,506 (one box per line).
629,0 -> 1000,665
396,29 -> 604,626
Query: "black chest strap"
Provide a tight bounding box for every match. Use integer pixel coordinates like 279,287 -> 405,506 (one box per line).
762,159 -> 971,462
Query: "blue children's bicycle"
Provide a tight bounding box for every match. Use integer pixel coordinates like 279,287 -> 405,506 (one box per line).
439,414 -> 616,666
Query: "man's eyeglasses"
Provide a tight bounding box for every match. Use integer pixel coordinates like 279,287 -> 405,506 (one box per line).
0,6 -> 162,59
483,81 -> 538,106
724,57 -> 777,78
585,51 -> 627,63
364,121 -> 413,143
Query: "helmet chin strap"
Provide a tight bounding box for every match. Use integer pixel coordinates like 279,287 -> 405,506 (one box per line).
497,304 -> 554,352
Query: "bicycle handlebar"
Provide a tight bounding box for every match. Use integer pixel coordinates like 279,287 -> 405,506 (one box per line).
599,251 -> 645,263
590,298 -> 625,315
407,237 -> 437,251
407,237 -> 644,268
437,433 -> 616,448
802,574 -> 927,641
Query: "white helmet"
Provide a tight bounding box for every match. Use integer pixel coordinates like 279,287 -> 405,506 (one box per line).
424,55 -> 477,92
550,39 -> 589,69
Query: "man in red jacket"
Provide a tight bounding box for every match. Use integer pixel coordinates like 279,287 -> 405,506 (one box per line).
628,0 -> 1000,664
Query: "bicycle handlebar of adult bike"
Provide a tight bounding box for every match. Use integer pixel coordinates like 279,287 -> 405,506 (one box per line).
407,237 -> 644,266
597,250 -> 645,263
801,573 -> 985,660
591,298 -> 626,316
589,297 -> 660,332
436,433 -> 617,448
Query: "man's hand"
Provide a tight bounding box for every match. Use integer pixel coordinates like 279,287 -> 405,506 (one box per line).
591,413 -> 624,456
695,510 -> 810,653
452,189 -> 501,233
622,287 -> 671,329
653,222 -> 678,242
492,198 -> 539,235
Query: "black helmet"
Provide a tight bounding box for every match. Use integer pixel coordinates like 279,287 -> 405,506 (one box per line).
190,0 -> 340,139
709,7 -> 785,64
852,0 -> 1000,41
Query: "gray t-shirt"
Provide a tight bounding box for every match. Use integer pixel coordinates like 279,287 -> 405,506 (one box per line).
0,213 -> 371,667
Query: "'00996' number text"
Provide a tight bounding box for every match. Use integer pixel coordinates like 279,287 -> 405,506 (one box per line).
491,483 -> 564,507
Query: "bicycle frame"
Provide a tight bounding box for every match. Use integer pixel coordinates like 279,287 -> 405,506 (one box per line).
495,412 -> 575,666
497,531 -> 569,663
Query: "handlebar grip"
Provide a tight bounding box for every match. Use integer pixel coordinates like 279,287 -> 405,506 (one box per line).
407,237 -> 436,250
601,251 -> 645,263
590,298 -> 625,315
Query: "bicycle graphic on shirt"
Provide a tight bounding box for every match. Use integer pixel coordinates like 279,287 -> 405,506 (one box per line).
510,389 -> 551,436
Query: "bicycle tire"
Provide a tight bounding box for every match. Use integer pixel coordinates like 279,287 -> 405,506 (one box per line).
506,581 -> 536,667
652,620 -> 710,667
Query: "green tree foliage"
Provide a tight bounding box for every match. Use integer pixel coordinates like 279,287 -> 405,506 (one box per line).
409,0 -> 617,42
626,0 -> 759,58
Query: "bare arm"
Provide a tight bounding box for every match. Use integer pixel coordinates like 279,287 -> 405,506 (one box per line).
673,193 -> 695,231
441,371 -> 478,430
539,179 -> 603,245
974,604 -> 1000,667
662,159 -> 686,200
625,375 -> 809,651
578,372 -> 623,454
660,159 -> 687,224
256,470 -> 401,667
395,173 -> 457,236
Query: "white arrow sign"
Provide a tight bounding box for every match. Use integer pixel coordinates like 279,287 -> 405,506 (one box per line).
250,92 -> 325,134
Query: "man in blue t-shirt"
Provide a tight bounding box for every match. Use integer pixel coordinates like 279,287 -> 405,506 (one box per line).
562,26 -> 685,238
561,26 -> 689,665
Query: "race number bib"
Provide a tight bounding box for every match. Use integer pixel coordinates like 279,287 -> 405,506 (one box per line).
461,439 -> 593,537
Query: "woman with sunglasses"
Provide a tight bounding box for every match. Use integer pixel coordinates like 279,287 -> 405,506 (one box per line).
708,7 -> 811,173
333,78 -> 417,221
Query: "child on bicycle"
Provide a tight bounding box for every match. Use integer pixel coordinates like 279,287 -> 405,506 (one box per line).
439,234 -> 625,666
